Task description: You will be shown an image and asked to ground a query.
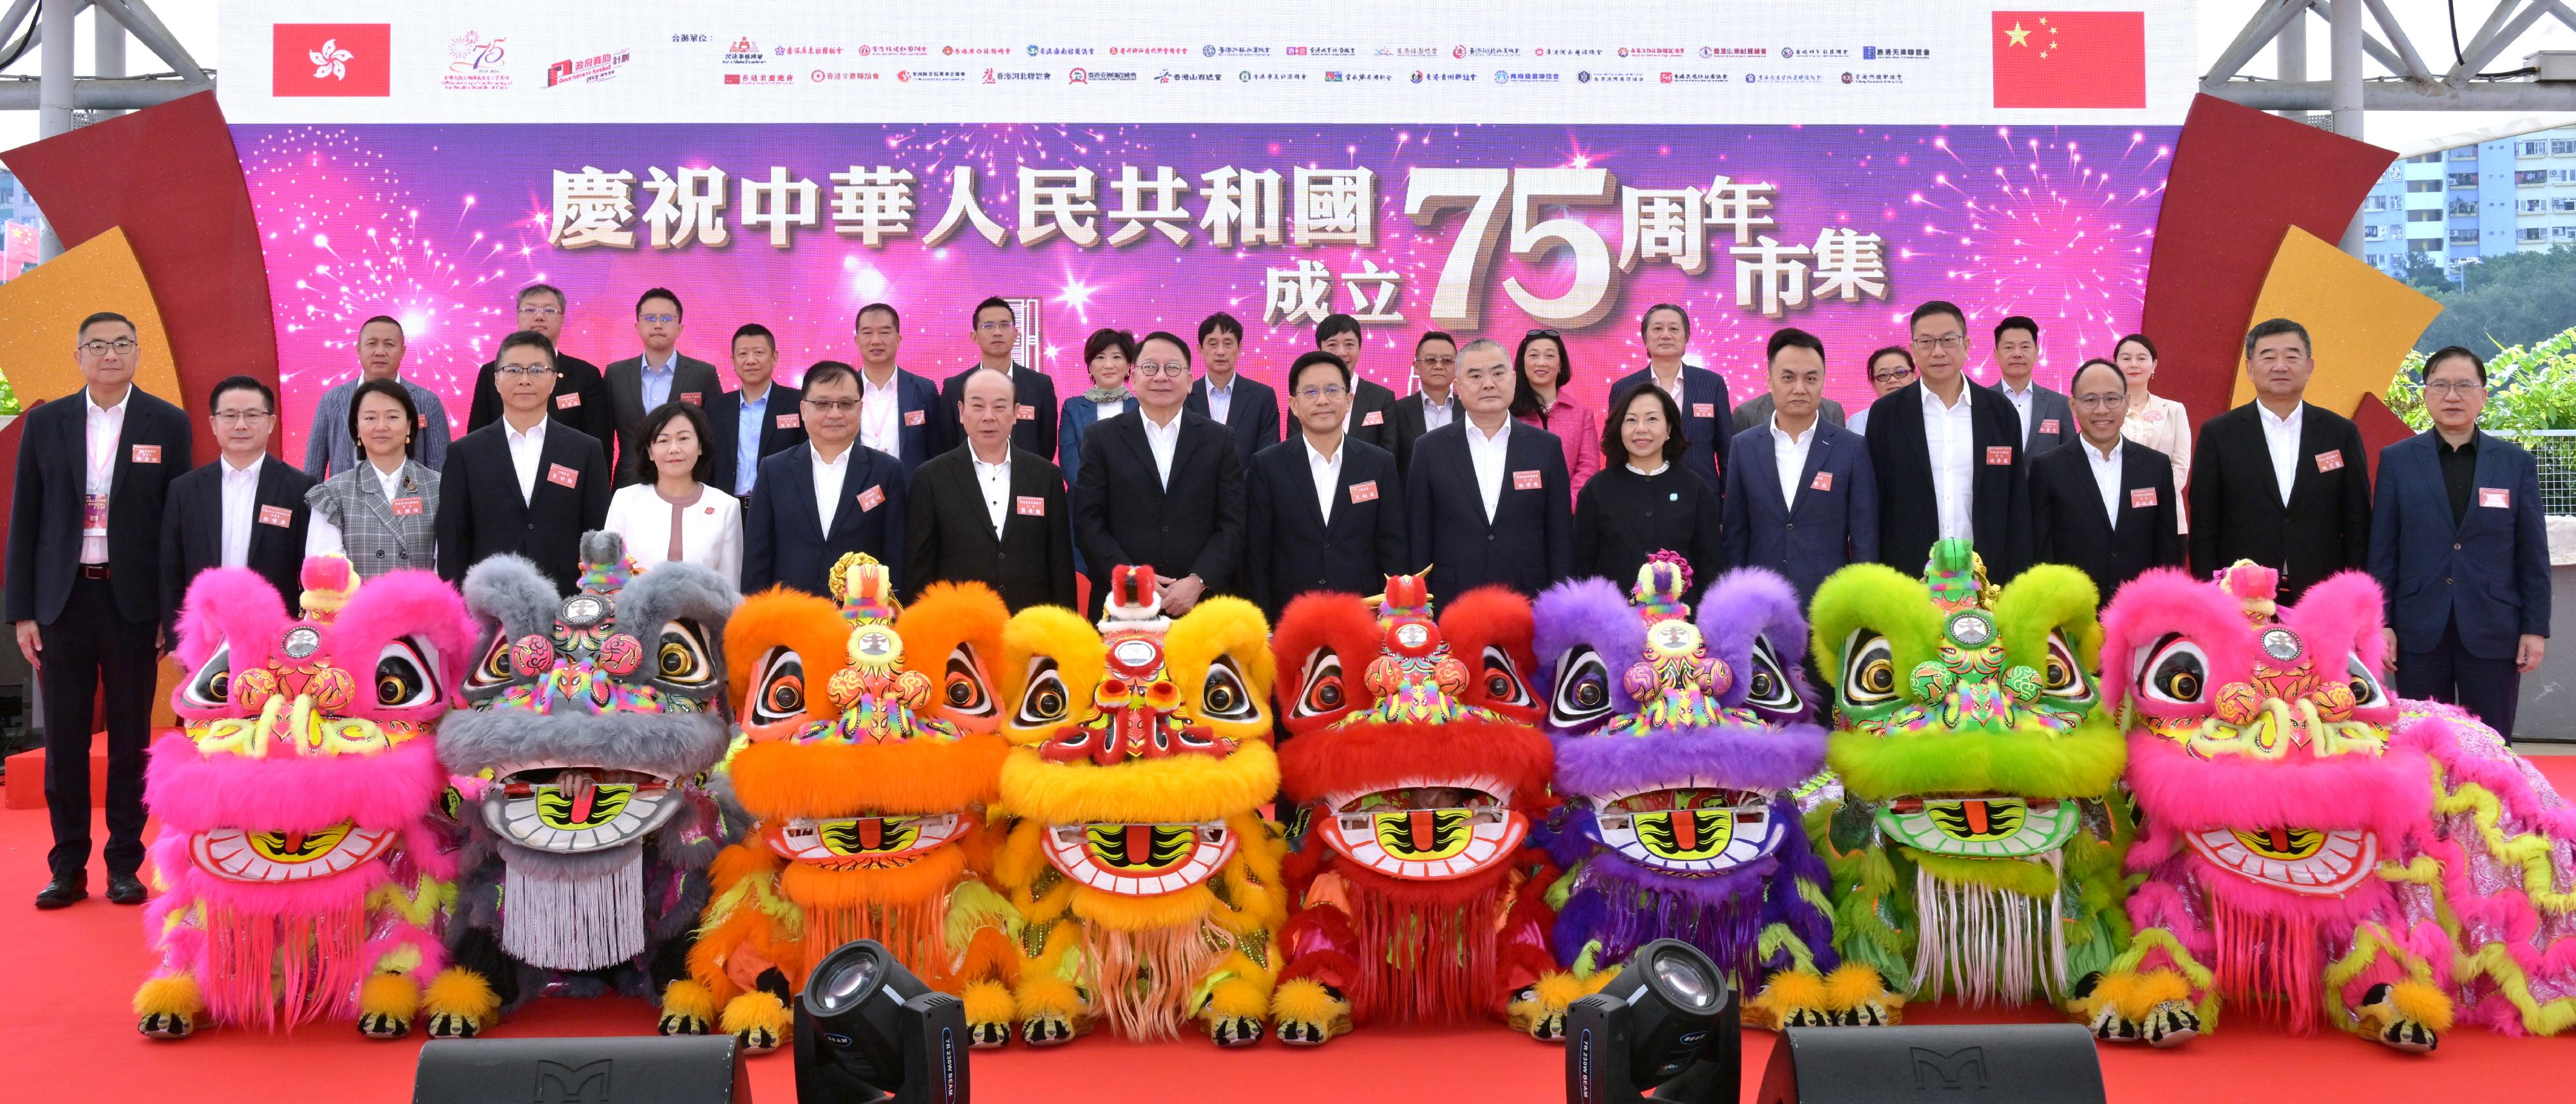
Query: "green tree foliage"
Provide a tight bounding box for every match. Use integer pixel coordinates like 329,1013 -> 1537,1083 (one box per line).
2414,247 -> 2576,356
2388,325 -> 2576,431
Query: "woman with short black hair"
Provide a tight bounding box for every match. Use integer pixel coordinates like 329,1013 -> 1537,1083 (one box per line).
1573,381 -> 1725,604
304,377 -> 440,578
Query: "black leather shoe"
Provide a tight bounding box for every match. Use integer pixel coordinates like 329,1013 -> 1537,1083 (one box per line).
34,876 -> 85,909
106,872 -> 146,905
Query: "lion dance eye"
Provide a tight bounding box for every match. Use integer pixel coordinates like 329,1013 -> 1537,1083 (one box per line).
655,622 -> 714,686
1293,651 -> 1349,719
1842,632 -> 1899,707
748,647 -> 807,727
942,646 -> 996,717
2138,634 -> 2211,707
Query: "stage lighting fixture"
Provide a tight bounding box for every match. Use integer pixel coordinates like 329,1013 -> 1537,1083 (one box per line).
795,938 -> 971,1104
1565,938 -> 1740,1104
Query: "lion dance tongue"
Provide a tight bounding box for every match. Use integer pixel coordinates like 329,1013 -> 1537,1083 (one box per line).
1267,574 -> 1566,1043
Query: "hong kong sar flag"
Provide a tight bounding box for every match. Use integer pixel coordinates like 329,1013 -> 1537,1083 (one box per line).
274,23 -> 391,97
1991,11 -> 2145,108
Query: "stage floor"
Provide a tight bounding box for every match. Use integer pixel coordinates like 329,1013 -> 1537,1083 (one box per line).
6,779 -> 2575,1102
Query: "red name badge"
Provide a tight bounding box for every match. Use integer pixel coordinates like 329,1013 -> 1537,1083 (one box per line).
2481,488 -> 2512,509
1512,469 -> 1543,491
1693,403 -> 1716,419
857,484 -> 886,511
1810,471 -> 1833,492
2130,488 -> 2158,509
417,414 -> 431,429
679,392 -> 703,406
904,410 -> 925,426
258,504 -> 294,528
1015,404 -> 1036,421
131,444 -> 160,464
555,392 -> 582,409
83,494 -> 106,529
1350,480 -> 1379,504
2039,419 -> 2061,435
2315,450 -> 2344,473
546,463 -> 580,488
1362,410 -> 1385,426
1016,495 -> 1046,517
390,497 -> 424,517
777,413 -> 801,430
1984,446 -> 2013,466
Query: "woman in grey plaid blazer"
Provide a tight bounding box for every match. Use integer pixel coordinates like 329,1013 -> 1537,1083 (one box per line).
304,378 -> 441,579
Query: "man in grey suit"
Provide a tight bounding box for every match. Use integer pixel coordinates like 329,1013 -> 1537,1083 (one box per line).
603,286 -> 723,485
1988,314 -> 2070,455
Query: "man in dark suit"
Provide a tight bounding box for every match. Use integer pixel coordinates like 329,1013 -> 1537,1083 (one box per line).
1721,328 -> 1877,603
603,287 -> 723,485
1866,300 -> 2029,579
1606,303 -> 1732,493
6,311 -> 193,908
852,302 -> 942,480
1730,392 -> 1844,435
1074,331 -> 1245,615
1247,351 -> 1408,618
436,330 -> 613,593
746,361 -> 909,598
905,368 -> 1076,611
466,283 -> 612,446
1406,338 -> 1574,600
2189,318 -> 2371,605
2028,359 -> 2183,598
940,296 -> 1057,460
703,322 -> 804,500
162,375 -> 314,632
1316,313 -> 1399,454
2369,346 -> 2550,735
1388,330 -> 1461,476
1186,311 -> 1281,464
1989,315 -> 2072,456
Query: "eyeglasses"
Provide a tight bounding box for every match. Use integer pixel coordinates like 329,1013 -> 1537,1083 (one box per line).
1870,368 -> 1917,384
638,313 -> 679,325
1134,361 -> 1189,377
2072,394 -> 2128,410
2423,381 -> 2485,397
804,398 -> 860,414
211,409 -> 272,424
519,305 -> 562,318
1295,385 -> 1349,401
1910,334 -> 1966,351
495,365 -> 555,377
79,338 -> 138,356
976,318 -> 1015,332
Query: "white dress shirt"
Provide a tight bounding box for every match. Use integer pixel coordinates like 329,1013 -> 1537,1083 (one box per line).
2257,401 -> 2302,507
1305,433 -> 1344,524
1770,415 -> 1816,509
811,444 -> 853,533
504,416 -> 548,504
82,385 -> 131,564
1421,393 -> 1455,433
1205,374 -> 1235,425
2085,437 -> 2125,524
639,351 -> 677,412
1465,417 -> 1512,523
858,370 -> 902,459
1094,398 -> 1127,423
972,448 -> 1012,538
1648,366 -> 1686,402
219,455 -> 262,568
1997,379 -> 2036,446
1139,410 -> 1184,490
305,460 -> 412,560
602,482 -> 744,585
1921,381 -> 1977,542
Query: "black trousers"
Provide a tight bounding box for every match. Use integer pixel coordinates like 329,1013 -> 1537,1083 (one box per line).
38,574 -> 158,880
2396,617 -> 2523,739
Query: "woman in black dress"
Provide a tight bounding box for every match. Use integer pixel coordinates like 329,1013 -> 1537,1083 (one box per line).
1573,381 -> 1726,605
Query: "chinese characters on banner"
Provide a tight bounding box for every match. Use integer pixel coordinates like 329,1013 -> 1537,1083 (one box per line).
547,162 -> 1889,326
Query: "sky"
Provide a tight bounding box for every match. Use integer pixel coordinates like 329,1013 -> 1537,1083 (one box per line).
0,3 -> 2568,155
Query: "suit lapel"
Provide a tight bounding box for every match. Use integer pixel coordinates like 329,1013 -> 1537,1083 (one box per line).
107,397 -> 140,501
247,459 -> 284,562
1117,417 -> 1164,500
1287,443 -> 1329,531
1792,431 -> 1832,516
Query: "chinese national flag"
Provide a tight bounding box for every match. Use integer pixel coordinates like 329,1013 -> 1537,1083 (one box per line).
1991,11 -> 2145,108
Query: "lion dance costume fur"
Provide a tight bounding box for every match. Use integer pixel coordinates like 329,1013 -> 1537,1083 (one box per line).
690,555 -> 1017,1052
1269,574 -> 1573,1042
1534,555 -> 1898,1029
422,533 -> 739,1038
1804,540 -> 2132,1020
136,557 -> 476,1040
990,566 -> 1287,1047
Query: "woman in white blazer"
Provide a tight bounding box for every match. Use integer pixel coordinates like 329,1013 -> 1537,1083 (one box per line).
603,401 -> 744,585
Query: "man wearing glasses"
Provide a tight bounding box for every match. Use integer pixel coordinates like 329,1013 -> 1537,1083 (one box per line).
162,375 -> 314,634
1387,330 -> 1461,476
744,361 -> 909,598
8,312 -> 194,909
939,296 -> 1057,460
301,316 -> 452,479
2188,318 -> 2370,605
1866,300 -> 2029,578
437,330 -> 612,593
604,287 -> 722,486
2369,345 -> 2548,736
1245,350 -> 1406,620
904,367 -> 1075,612
466,283 -> 613,449
1072,332 -> 1244,616
2027,358 -> 2181,597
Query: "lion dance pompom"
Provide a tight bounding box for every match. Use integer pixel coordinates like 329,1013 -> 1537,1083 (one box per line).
1268,573 -> 1572,1042
137,556 -> 477,1041
688,555 -> 1018,1053
421,533 -> 740,1038
1535,557 -> 1897,1031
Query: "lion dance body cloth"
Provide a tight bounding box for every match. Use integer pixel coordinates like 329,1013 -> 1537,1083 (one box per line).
1535,556 -> 1896,1029
137,557 -> 477,1040
1804,540 -> 2133,1022
690,555 -> 1018,1052
1269,575 -> 1573,1043
421,533 -> 740,1038
991,566 -> 1287,1047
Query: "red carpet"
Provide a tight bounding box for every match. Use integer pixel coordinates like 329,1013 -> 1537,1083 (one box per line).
8,765 -> 2576,1101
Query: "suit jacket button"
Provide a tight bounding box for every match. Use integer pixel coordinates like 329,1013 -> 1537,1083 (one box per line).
1785,522 -> 1795,531
2454,543 -> 2462,550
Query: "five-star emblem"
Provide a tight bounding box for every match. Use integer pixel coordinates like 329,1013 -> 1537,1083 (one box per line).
2006,21 -> 2032,46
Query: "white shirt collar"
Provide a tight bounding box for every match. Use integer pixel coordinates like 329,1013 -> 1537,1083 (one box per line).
1998,377 -> 2033,399
2085,435 -> 2123,462
504,416 -> 547,446
221,453 -> 263,477
1769,414 -> 1814,446
2258,401 -> 2302,429
1625,461 -> 1669,476
811,441 -> 853,469
88,385 -> 131,414
1922,379 -> 1972,412
1206,374 -> 1235,396
1303,432 -> 1343,466
641,350 -> 677,373
970,446 -> 1010,474
1465,417 -> 1511,445
862,370 -> 898,395
1140,408 -> 1184,433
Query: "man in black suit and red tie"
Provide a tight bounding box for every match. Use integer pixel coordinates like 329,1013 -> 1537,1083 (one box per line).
906,368 -> 1077,612
7,311 -> 194,908
2189,318 -> 2371,605
1866,300 -> 2030,578
1405,338 -> 1574,600
1245,351 -> 1408,620
2029,358 -> 2183,598
436,330 -> 614,593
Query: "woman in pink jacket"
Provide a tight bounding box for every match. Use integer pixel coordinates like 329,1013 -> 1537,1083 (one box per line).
1511,328 -> 1601,493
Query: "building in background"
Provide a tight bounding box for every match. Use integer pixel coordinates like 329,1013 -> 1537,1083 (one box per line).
2365,125 -> 2576,285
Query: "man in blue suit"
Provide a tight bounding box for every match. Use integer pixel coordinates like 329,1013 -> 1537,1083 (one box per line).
744,361 -> 908,598
1721,327 -> 1877,602
851,302 -> 943,480
1186,311 -> 1282,464
1605,303 -> 1732,493
2369,346 -> 2549,736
